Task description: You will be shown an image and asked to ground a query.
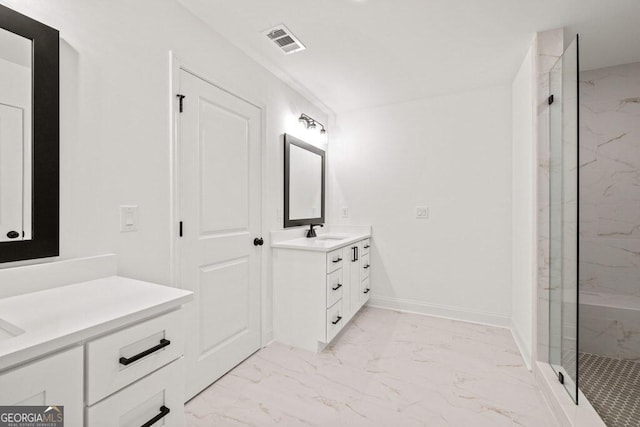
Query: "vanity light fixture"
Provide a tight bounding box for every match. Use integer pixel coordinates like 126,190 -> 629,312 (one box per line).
298,113 -> 327,135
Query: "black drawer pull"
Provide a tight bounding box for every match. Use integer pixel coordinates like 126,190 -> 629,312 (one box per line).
364,245 -> 370,249
141,405 -> 170,427
332,283 -> 342,291
119,339 -> 171,366
332,257 -> 342,263
363,265 -> 370,269
331,316 -> 343,325
363,288 -> 370,294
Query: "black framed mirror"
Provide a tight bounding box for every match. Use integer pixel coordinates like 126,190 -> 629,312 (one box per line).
284,133 -> 325,228
0,4 -> 59,263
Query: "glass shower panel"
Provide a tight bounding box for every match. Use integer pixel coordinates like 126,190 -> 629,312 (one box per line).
549,35 -> 579,403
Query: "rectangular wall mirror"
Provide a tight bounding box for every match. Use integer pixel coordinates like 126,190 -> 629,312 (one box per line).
284,134 -> 325,228
0,26 -> 32,243
0,4 -> 59,263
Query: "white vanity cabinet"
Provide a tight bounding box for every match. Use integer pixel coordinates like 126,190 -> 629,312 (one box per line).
273,231 -> 371,352
0,276 -> 192,427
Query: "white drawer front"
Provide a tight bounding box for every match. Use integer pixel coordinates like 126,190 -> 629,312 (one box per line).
326,249 -> 343,273
361,239 -> 371,255
361,277 -> 371,304
325,299 -> 344,343
86,357 -> 185,427
361,253 -> 370,279
86,309 -> 183,405
326,269 -> 343,308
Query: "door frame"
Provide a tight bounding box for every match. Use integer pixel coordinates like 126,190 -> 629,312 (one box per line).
168,52 -> 268,347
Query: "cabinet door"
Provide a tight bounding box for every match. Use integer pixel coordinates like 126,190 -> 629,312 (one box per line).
0,346 -> 83,426
348,241 -> 363,316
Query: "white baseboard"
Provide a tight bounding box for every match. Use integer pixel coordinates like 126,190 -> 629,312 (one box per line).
262,328 -> 274,347
511,326 -> 532,370
368,295 -> 511,328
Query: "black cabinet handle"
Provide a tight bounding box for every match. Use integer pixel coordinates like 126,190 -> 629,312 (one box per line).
332,283 -> 342,291
363,265 -> 370,269
331,316 -> 343,325
6,231 -> 19,239
364,245 -> 370,249
119,339 -> 171,366
363,288 -> 370,294
141,405 -> 170,427
352,246 -> 359,262
332,257 -> 342,263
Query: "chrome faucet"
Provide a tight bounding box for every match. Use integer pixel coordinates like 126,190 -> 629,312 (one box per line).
306,223 -> 324,238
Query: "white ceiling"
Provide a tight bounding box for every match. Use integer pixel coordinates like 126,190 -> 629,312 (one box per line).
176,0 -> 640,113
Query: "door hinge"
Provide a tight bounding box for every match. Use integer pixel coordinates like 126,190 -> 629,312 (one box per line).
179,221 -> 183,237
177,94 -> 186,113
548,94 -> 554,105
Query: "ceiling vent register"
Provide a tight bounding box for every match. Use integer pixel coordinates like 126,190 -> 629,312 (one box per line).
264,25 -> 306,54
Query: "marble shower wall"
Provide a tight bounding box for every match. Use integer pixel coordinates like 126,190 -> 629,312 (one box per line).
579,61 -> 640,360
579,61 -> 640,299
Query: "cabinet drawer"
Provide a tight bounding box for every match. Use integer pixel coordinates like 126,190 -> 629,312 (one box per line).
327,249 -> 343,273
361,253 -> 370,279
361,277 -> 371,304
86,309 -> 184,405
326,299 -> 344,342
361,239 -> 371,255
326,269 -> 343,308
86,357 -> 184,427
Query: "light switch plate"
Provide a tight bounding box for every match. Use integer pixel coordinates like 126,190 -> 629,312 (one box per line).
416,206 -> 429,219
120,205 -> 138,232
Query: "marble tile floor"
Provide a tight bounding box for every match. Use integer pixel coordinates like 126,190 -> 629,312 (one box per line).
185,307 -> 557,426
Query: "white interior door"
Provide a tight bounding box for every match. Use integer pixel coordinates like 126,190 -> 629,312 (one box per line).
0,103 -> 24,242
178,70 -> 262,400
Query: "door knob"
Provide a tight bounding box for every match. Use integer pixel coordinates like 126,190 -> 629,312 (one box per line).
253,237 -> 264,246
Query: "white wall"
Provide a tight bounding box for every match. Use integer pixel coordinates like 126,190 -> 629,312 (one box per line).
511,40 -> 535,367
0,0 -> 328,337
331,85 -> 513,326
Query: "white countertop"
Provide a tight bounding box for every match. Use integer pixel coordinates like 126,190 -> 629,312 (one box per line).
271,225 -> 371,252
0,276 -> 193,372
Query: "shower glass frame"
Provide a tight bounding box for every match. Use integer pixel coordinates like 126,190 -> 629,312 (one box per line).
548,35 -> 580,404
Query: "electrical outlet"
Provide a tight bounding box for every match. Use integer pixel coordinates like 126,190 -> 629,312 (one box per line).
120,205 -> 138,232
341,207 -> 349,219
416,206 -> 429,219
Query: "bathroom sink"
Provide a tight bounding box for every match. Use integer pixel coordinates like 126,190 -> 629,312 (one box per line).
316,234 -> 348,241
0,319 -> 25,341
